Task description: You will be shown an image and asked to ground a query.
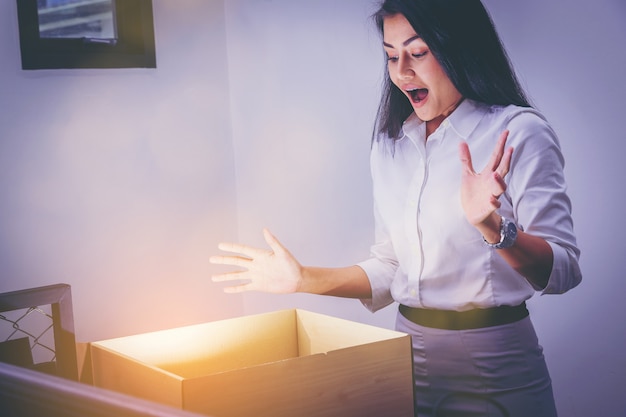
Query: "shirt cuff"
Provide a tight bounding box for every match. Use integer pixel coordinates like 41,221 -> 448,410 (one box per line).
356,258 -> 395,312
541,241 -> 583,295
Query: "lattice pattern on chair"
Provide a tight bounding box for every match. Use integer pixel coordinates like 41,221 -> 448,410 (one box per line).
0,305 -> 56,367
0,284 -> 78,380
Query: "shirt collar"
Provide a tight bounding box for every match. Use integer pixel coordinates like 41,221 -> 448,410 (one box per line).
400,99 -> 490,141
400,112 -> 423,143
446,99 -> 489,139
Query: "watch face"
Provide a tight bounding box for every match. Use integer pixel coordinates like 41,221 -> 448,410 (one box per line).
501,219 -> 518,248
483,217 -> 517,249
506,221 -> 517,237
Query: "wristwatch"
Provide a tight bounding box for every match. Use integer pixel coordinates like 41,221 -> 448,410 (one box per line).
483,217 -> 518,249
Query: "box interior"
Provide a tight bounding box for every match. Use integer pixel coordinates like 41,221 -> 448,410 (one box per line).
92,309 -> 406,379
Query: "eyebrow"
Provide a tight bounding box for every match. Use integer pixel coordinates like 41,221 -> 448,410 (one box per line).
382,35 -> 421,49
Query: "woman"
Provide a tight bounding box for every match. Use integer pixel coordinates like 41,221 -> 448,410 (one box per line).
210,1 -> 582,416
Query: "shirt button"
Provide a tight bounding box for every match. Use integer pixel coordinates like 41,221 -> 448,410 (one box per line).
410,289 -> 417,297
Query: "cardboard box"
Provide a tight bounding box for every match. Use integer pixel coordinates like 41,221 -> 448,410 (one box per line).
90,309 -> 414,417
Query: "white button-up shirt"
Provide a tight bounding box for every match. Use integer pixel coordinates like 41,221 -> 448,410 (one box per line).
358,99 -> 582,312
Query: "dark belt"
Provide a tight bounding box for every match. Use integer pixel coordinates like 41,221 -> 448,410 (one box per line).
399,302 -> 529,330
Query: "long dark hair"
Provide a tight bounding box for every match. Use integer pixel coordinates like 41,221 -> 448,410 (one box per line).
372,0 -> 531,142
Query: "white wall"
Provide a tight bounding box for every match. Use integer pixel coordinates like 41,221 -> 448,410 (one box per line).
483,1 -> 626,415
225,0 -> 626,416
224,0 -> 395,329
0,0 -> 242,342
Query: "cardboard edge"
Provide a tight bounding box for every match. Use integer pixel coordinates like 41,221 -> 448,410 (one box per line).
90,341 -> 184,408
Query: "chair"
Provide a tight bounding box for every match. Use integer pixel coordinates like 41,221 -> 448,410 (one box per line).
0,361 -> 209,417
0,283 -> 78,381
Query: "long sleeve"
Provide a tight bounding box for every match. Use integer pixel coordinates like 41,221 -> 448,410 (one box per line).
504,110 -> 582,294
357,198 -> 399,312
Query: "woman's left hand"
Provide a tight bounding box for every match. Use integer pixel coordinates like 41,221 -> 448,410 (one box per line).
458,130 -> 513,230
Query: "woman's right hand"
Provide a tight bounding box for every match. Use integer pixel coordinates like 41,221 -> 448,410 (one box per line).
209,229 -> 303,294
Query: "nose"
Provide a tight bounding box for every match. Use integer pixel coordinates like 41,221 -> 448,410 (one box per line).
398,54 -> 415,80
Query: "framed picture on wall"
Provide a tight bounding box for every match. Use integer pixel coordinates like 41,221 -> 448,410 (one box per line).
16,0 -> 156,70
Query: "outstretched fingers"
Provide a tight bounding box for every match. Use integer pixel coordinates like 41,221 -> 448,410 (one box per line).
222,282 -> 254,294
211,269 -> 249,282
488,130 -> 513,177
209,243 -> 260,287
496,143 -> 514,180
263,228 -> 281,251
458,141 -> 475,175
216,241 -> 269,258
486,130 -> 508,170
210,253 -> 251,269
458,130 -> 515,226
210,229 -> 303,295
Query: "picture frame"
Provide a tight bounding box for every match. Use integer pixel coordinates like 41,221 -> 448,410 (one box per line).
16,0 -> 156,70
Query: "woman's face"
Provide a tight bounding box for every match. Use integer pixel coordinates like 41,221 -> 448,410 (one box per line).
383,14 -> 463,133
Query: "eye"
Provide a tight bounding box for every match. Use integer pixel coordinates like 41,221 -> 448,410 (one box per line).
387,55 -> 399,62
412,51 -> 428,59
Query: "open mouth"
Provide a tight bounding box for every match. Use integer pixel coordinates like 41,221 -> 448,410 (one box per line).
407,88 -> 428,103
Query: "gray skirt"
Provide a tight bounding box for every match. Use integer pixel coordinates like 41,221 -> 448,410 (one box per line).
395,311 -> 558,417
